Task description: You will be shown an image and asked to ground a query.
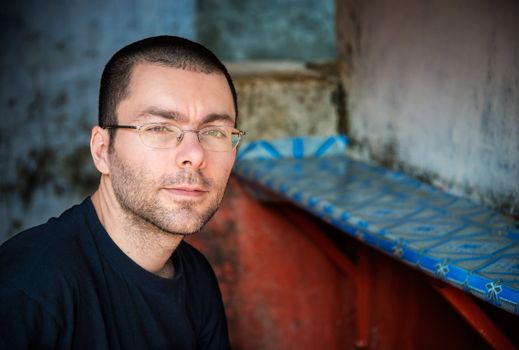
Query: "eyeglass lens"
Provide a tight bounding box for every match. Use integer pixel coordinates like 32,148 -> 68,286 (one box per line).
139,124 -> 241,151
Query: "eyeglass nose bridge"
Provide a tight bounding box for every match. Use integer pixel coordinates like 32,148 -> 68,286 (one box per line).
175,129 -> 202,146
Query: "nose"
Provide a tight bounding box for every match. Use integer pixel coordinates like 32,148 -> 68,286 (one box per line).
174,131 -> 206,169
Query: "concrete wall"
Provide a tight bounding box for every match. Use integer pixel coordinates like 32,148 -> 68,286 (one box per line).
0,0 -> 196,241
197,0 -> 336,61
227,62 -> 340,141
0,0 -> 336,241
336,0 -> 519,216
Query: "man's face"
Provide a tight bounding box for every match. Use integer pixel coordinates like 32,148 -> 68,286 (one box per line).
107,63 -> 236,235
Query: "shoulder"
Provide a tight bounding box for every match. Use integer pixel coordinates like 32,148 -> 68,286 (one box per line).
0,199 -> 92,292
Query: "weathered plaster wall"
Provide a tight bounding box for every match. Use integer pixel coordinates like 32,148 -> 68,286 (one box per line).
0,0 -> 197,241
197,0 -> 336,61
336,0 -> 519,215
228,62 -> 340,141
0,0 -> 336,241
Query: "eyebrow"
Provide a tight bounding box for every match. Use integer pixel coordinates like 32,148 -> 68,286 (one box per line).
137,106 -> 235,125
138,107 -> 186,122
202,113 -> 235,125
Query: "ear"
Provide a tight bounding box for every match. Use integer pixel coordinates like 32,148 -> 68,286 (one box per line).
90,126 -> 111,174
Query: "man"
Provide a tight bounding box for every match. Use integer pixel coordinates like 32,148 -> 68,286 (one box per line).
0,36 -> 244,349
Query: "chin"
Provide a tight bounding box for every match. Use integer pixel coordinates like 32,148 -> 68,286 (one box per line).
159,209 -> 216,236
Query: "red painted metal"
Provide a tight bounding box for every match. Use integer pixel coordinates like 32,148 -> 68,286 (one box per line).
355,245 -> 370,349
188,177 -> 511,349
433,283 -> 517,350
280,207 -> 358,280
188,177 -> 356,349
280,206 -> 372,349
276,198 -> 515,349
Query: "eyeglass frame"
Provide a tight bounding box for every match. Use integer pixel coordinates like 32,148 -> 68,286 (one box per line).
102,122 -> 246,152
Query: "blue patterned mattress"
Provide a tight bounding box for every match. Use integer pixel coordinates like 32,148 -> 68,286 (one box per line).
234,135 -> 519,315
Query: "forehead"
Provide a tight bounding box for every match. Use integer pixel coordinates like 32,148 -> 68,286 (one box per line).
119,63 -> 235,121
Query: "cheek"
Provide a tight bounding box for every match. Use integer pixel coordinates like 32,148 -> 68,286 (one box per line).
112,136 -> 150,165
111,146 -> 164,179
207,154 -> 235,184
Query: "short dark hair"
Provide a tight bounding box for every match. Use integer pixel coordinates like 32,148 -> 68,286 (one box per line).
98,35 -> 238,130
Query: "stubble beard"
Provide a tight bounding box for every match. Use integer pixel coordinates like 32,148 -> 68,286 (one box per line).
109,152 -> 225,236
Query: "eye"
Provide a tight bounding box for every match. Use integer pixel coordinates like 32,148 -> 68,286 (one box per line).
202,127 -> 227,138
144,124 -> 175,134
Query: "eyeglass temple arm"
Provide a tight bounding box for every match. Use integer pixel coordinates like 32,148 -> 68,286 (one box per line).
102,125 -> 139,130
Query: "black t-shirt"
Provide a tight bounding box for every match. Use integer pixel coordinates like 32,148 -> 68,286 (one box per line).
0,198 -> 230,349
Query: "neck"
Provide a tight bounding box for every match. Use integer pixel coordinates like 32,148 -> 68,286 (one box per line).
91,176 -> 183,278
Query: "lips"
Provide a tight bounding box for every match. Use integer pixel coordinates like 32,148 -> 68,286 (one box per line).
163,186 -> 209,198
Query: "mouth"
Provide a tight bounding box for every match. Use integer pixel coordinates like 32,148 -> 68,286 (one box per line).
163,186 -> 209,198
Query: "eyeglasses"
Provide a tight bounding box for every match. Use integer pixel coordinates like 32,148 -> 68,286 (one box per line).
103,122 -> 246,152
